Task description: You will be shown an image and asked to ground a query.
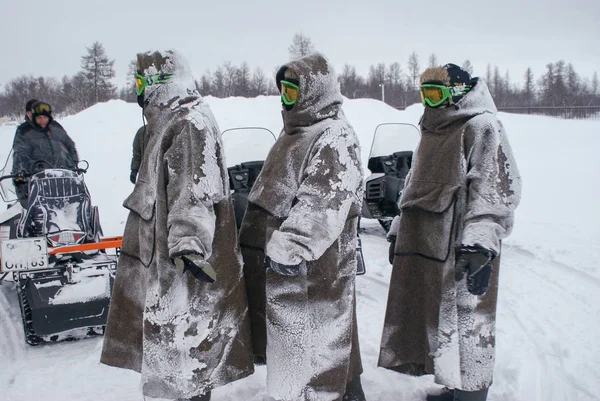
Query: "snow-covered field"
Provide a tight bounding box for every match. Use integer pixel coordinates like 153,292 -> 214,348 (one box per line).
0,97 -> 598,401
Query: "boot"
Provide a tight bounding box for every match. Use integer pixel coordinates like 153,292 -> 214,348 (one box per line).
341,375 -> 366,401
426,387 -> 454,401
454,388 -> 488,401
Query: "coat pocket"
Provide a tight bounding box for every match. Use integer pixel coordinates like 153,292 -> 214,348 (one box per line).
121,181 -> 156,267
396,181 -> 461,262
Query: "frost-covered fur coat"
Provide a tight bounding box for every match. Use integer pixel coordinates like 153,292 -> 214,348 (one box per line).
100,50 -> 253,399
239,53 -> 364,401
378,79 -> 521,391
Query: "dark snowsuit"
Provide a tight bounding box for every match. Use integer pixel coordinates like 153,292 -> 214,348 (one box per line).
12,120 -> 78,206
100,50 -> 254,400
239,53 -> 364,401
378,79 -> 521,391
12,121 -> 78,174
130,125 -> 147,171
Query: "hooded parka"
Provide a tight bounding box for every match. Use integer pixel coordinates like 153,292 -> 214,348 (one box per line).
100,50 -> 254,399
238,53 -> 364,401
378,78 -> 521,391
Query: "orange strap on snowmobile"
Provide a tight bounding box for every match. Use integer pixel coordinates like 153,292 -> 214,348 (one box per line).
48,236 -> 123,255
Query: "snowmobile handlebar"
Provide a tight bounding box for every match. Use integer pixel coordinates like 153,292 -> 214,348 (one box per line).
0,160 -> 90,183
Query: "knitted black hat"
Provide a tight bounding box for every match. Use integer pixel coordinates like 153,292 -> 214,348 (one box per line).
25,99 -> 38,112
443,63 -> 471,87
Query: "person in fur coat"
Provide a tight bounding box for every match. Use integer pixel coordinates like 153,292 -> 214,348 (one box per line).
379,63 -> 521,401
100,50 -> 254,401
238,53 -> 366,401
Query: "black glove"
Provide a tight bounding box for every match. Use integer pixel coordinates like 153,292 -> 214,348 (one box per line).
266,257 -> 305,276
455,246 -> 495,296
387,235 -> 397,265
174,254 -> 217,283
130,169 -> 138,184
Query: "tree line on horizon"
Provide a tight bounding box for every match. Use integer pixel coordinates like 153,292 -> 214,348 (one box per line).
0,35 -> 599,120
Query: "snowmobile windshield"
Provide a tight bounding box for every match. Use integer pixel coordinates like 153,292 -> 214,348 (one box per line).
134,73 -> 173,96
281,80 -> 299,105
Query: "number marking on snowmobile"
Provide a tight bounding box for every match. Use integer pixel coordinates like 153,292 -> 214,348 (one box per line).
0,238 -> 48,272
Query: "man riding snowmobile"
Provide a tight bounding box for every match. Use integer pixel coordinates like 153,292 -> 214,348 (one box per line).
12,101 -> 79,207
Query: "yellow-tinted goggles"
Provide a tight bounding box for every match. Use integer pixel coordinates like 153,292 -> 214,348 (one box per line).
134,73 -> 173,96
281,80 -> 299,105
420,84 -> 452,107
420,83 -> 472,107
32,102 -> 52,115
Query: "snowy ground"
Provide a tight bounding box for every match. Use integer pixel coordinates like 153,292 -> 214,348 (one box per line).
0,97 -> 599,401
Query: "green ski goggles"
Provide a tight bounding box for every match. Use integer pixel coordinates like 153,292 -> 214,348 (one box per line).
281,80 -> 299,105
420,83 -> 471,107
134,73 -> 173,96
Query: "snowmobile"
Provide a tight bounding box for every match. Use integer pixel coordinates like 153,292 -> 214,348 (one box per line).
0,154 -> 121,345
222,127 -> 365,275
361,123 -> 420,232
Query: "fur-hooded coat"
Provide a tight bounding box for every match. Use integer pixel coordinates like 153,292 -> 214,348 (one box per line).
100,50 -> 254,399
379,74 -> 521,391
239,53 -> 364,401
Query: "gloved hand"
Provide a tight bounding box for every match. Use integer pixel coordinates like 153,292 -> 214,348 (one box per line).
130,169 -> 138,184
387,235 -> 397,265
174,254 -> 217,283
455,246 -> 495,296
12,172 -> 26,183
266,256 -> 305,276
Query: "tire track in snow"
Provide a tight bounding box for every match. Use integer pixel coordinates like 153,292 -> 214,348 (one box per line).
496,245 -> 600,400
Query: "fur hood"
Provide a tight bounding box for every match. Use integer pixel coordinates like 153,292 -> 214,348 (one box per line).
277,52 -> 343,134
136,50 -> 202,121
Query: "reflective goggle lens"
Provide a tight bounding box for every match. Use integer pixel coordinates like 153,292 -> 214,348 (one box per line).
281,80 -> 299,105
420,84 -> 450,107
134,74 -> 147,96
33,102 -> 51,114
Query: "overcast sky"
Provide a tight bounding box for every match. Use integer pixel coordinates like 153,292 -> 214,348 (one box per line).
1,0 -> 599,90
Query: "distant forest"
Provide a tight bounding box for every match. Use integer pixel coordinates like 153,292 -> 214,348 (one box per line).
1,35 -> 599,120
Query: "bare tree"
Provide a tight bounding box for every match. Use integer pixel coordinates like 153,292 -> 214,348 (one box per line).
235,62 -> 252,96
462,59 -> 474,75
428,53 -> 439,68
199,70 -> 213,96
251,67 -> 268,96
407,51 -> 420,90
288,33 -> 315,60
118,59 -> 137,103
485,63 -> 493,88
80,41 -> 117,106
523,67 -> 535,107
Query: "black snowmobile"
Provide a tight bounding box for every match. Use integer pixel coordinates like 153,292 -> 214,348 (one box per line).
222,127 -> 365,275
361,123 -> 420,232
0,154 -> 121,345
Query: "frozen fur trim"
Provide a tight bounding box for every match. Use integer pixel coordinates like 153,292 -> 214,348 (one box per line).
420,67 -> 450,85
